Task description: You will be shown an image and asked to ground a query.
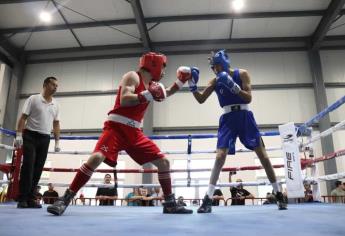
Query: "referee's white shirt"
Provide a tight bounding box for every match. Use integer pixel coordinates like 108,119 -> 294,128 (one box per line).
22,94 -> 60,135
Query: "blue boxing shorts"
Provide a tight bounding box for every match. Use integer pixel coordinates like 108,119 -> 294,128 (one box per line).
217,110 -> 261,154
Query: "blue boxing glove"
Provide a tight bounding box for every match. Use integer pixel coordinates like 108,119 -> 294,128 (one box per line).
188,67 -> 199,92
216,71 -> 241,94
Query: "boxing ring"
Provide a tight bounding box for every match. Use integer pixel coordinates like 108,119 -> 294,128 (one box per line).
0,203 -> 344,236
0,95 -> 345,236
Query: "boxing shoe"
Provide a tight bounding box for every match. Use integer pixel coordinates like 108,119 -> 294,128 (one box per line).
163,194 -> 193,214
47,188 -> 75,216
197,195 -> 212,213
17,201 -> 29,208
27,199 -> 42,208
274,191 -> 288,210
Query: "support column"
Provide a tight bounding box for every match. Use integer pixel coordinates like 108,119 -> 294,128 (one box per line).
308,50 -> 337,194
142,103 -> 154,185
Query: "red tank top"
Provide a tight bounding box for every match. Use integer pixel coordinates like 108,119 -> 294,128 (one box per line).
108,72 -> 149,122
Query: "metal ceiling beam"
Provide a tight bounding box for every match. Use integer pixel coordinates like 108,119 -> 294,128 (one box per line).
26,47 -> 309,64
129,0 -> 151,50
0,19 -> 137,35
0,0 -> 46,3
26,43 -> 143,54
0,35 -> 21,64
51,0 -> 83,48
26,36 -> 310,54
3,10 -> 345,35
310,0 -> 345,50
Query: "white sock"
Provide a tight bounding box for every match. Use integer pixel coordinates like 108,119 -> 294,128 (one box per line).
207,184 -> 216,197
272,182 -> 281,193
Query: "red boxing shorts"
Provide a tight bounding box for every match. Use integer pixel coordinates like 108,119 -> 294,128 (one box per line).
93,121 -> 165,167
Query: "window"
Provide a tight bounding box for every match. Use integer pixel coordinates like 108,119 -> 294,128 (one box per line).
172,159 -> 214,202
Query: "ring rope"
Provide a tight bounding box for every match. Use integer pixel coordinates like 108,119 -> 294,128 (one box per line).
0,144 -> 15,151
301,119 -> 345,148
298,95 -> 345,135
0,127 -> 280,139
44,146 -> 282,156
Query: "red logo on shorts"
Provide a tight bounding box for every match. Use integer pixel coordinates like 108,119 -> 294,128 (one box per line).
100,145 -> 109,153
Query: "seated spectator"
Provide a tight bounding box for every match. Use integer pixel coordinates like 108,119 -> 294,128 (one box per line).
138,187 -> 154,206
79,192 -> 85,205
331,180 -> 345,203
177,196 -> 187,206
34,185 -> 43,204
304,183 -> 313,203
95,174 -> 118,206
212,189 -> 224,206
43,183 -> 59,204
192,199 -> 199,206
263,192 -> 276,205
126,187 -> 141,206
229,172 -> 254,205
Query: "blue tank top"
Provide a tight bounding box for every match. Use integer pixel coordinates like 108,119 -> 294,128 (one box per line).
215,69 -> 247,107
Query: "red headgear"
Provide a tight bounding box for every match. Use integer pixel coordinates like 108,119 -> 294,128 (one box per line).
139,52 -> 167,81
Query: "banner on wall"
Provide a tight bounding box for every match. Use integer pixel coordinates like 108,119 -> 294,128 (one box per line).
279,122 -> 305,198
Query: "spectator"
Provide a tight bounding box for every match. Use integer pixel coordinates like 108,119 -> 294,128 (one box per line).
263,192 -> 276,205
304,183 -> 313,203
229,172 -> 254,205
79,192 -> 85,205
212,189 -> 224,206
331,181 -> 345,203
177,196 -> 187,206
126,188 -> 141,206
192,200 -> 199,206
95,174 -> 118,206
34,186 -> 43,205
138,187 -> 154,206
43,183 -> 59,204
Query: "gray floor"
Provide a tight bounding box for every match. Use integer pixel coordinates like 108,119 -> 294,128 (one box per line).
0,203 -> 344,236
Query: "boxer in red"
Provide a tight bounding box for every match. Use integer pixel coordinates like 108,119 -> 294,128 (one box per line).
48,52 -> 193,215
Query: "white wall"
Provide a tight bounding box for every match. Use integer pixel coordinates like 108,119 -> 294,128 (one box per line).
0,64 -> 11,127
20,51 -> 316,128
14,51 -> 345,199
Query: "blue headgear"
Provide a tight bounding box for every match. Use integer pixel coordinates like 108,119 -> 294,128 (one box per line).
209,49 -> 230,74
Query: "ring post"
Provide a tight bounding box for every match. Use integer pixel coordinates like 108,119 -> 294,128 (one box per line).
279,122 -> 304,198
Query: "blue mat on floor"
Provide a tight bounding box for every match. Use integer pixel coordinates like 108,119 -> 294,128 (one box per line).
0,203 -> 344,236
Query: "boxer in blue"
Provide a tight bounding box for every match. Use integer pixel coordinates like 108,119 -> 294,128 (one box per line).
187,50 -> 287,213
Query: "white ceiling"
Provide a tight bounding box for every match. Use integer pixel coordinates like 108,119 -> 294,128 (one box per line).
232,16 -> 322,38
326,15 -> 345,35
0,0 -> 343,52
142,0 -> 331,17
0,1 -> 65,28
56,0 -> 134,23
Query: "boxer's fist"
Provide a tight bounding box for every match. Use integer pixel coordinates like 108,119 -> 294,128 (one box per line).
138,81 -> 166,103
175,66 -> 192,89
217,71 -> 241,94
149,82 -> 166,101
188,67 -> 199,92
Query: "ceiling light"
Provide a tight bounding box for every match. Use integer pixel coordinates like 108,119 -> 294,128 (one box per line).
232,0 -> 244,12
39,11 -> 52,23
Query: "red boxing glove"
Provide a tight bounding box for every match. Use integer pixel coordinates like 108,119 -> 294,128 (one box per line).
174,66 -> 191,89
138,81 -> 167,103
